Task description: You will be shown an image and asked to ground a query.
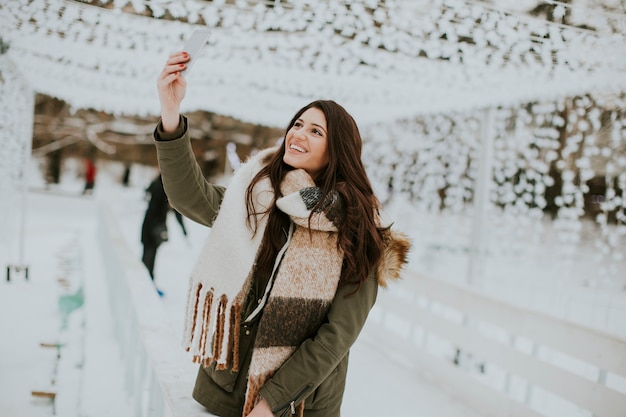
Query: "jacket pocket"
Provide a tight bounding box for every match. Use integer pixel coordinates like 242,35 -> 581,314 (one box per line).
304,355 -> 349,410
202,322 -> 257,392
203,361 -> 238,393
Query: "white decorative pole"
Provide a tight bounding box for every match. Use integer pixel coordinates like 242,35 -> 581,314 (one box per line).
466,107 -> 496,286
0,39 -> 34,281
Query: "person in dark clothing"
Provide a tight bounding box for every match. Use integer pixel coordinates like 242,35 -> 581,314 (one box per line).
122,163 -> 131,187
174,209 -> 188,236
141,174 -> 170,296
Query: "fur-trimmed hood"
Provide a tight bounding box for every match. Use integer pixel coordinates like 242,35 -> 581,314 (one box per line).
259,146 -> 411,288
376,229 -> 411,287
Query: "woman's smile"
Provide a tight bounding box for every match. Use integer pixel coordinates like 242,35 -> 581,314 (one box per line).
288,143 -> 307,153
283,107 -> 329,180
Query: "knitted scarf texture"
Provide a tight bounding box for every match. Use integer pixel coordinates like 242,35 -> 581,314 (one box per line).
181,148 -> 344,416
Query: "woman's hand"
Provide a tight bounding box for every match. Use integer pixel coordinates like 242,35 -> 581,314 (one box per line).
246,397 -> 273,417
156,51 -> 190,132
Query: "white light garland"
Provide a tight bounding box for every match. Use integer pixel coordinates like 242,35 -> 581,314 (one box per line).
1,0 -> 625,125
362,91 -> 626,288
0,54 -> 33,270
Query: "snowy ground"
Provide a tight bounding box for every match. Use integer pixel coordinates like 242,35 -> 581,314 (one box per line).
3,156 -> 625,417
0,186 -> 133,417
0,160 -> 483,417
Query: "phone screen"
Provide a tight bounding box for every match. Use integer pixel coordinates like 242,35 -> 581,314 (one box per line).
181,29 -> 211,75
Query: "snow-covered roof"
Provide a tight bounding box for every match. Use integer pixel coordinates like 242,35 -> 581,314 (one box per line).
1,0 -> 625,126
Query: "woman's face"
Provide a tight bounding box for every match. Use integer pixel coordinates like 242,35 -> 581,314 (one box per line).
283,107 -> 329,180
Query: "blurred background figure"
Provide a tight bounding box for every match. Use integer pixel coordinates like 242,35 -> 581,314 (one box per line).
140,173 -> 169,296
173,209 -> 188,238
121,163 -> 131,187
82,156 -> 96,195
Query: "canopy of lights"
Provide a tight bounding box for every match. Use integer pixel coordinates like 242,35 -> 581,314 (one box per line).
1,0 -> 625,290
1,0 -> 625,126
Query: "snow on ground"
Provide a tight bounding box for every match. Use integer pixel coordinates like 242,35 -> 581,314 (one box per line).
0,160 -> 482,417
0,187 -> 133,417
4,156 -> 625,417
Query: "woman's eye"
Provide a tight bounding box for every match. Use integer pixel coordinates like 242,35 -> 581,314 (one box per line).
294,122 -> 303,128
313,129 -> 322,136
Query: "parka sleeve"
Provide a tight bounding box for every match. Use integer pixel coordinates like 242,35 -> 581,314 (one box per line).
258,274 -> 378,414
153,116 -> 226,227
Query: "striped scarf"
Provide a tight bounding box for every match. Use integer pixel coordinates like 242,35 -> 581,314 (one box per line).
181,148 -> 345,416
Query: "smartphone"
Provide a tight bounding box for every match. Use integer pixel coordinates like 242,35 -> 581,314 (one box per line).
181,29 -> 211,75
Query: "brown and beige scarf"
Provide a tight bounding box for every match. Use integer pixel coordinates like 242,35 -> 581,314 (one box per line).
181,148 -> 346,416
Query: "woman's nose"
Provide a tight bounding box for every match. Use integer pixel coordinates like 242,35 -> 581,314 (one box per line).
293,130 -> 306,140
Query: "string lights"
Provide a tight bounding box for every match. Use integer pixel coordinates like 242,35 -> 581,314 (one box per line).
0,0 -> 624,124
0,0 -> 624,286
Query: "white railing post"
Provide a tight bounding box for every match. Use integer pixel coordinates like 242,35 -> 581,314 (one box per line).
148,370 -> 166,417
124,320 -> 138,398
593,369 -> 608,417
133,344 -> 148,417
0,53 -> 34,281
467,107 -> 496,286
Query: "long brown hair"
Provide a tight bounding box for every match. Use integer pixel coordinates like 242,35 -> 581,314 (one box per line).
246,100 -> 385,288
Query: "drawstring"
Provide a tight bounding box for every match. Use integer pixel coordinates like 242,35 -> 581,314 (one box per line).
244,222 -> 294,322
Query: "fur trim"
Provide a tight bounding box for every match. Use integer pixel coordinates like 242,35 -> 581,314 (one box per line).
376,229 -> 411,287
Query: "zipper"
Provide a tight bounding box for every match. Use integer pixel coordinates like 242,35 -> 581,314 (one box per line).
272,384 -> 311,416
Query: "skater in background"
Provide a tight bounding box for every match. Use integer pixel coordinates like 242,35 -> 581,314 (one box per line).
141,173 -> 188,296
121,163 -> 131,187
140,174 -> 170,296
174,209 -> 188,237
82,157 -> 97,195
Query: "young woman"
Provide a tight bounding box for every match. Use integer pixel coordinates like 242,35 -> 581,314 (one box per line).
154,51 -> 410,417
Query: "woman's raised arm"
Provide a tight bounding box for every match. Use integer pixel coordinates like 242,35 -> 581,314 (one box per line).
156,51 -> 190,132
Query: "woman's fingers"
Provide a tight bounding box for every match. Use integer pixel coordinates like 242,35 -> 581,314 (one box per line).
157,71 -> 186,93
168,51 -> 188,59
159,65 -> 184,81
157,51 -> 190,87
161,52 -> 189,73
166,51 -> 190,66
158,52 -> 188,76
157,71 -> 180,87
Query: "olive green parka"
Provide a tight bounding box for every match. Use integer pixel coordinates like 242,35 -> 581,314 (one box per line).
154,116 -> 409,417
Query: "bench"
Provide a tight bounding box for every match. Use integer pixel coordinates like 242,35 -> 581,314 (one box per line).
31,390 -> 56,399
363,271 -> 626,417
31,390 -> 56,415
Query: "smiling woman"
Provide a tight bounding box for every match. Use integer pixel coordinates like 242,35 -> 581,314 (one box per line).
154,52 -> 410,417
283,107 -> 329,181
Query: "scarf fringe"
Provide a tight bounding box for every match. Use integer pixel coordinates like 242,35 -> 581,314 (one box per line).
243,374 -> 269,417
230,301 -> 242,371
243,373 -> 304,417
183,282 -> 241,369
199,289 -> 213,362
